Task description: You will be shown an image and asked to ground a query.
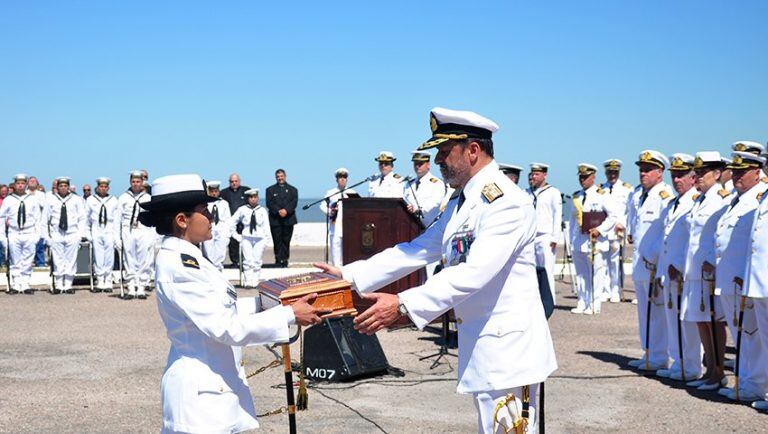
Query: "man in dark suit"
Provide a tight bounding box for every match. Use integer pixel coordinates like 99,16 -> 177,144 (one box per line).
266,169 -> 298,268
219,173 -> 250,268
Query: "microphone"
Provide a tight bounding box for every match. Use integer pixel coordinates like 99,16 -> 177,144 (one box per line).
401,175 -> 415,183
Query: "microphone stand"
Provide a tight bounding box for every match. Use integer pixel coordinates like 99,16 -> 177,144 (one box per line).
404,176 -> 424,222
417,265 -> 457,369
302,175 -> 376,211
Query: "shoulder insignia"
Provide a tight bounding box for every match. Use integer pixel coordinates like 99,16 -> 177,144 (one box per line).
573,190 -> 580,196
226,287 -> 238,300
623,182 -> 632,189
180,253 -> 200,269
692,194 -> 700,201
761,176 -> 768,184
481,182 -> 504,203
659,190 -> 670,200
758,192 -> 765,201
596,187 -> 605,194
393,174 -> 402,179
430,177 -> 439,183
718,189 -> 729,198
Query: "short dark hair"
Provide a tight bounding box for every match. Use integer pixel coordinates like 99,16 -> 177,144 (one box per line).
275,169 -> 286,176
153,210 -> 193,236
459,138 -> 494,158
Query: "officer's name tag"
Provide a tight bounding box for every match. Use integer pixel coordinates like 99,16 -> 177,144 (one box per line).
226,287 -> 238,300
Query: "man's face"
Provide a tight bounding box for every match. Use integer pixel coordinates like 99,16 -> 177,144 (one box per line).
694,168 -> 720,192
336,175 -> 348,190
505,172 -> 519,184
434,142 -> 472,189
229,175 -> 241,189
57,182 -> 70,197
13,180 -> 26,195
27,177 -> 39,190
130,177 -> 143,193
605,169 -> 620,184
275,171 -> 286,184
732,167 -> 760,194
0,186 -> 7,198
247,195 -> 259,207
579,173 -> 595,190
721,169 -> 733,183
378,162 -> 393,177
413,161 -> 430,178
82,184 -> 92,197
529,171 -> 547,189
140,170 -> 149,181
638,163 -> 663,190
208,188 -> 220,198
96,183 -> 109,196
670,170 -> 696,195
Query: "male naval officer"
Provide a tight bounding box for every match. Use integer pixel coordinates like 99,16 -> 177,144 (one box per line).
368,151 -> 405,198
499,164 -> 523,184
320,168 -> 357,267
732,140 -> 767,179
0,174 -> 43,294
526,162 -> 562,302
317,107 -> 556,433
600,159 -> 633,303
403,151 -> 447,226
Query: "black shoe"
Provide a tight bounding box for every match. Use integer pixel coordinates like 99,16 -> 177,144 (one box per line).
64,289 -> 74,294
23,289 -> 34,295
124,294 -> 134,300
137,294 -> 147,300
103,288 -> 113,293
90,288 -> 102,293
51,289 -> 60,295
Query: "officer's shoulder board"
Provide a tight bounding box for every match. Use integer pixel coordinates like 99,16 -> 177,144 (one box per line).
692,193 -> 700,201
718,189 -> 730,198
180,253 -> 200,269
393,174 -> 402,179
430,177 -> 439,183
623,182 -> 632,189
596,187 -> 605,195
659,190 -> 670,200
481,182 -> 504,203
758,191 -> 765,201
761,176 -> 768,184
573,190 -> 581,197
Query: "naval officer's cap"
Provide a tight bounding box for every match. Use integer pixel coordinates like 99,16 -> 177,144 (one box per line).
727,151 -> 766,170
635,150 -> 669,169
139,174 -> 217,213
577,163 -> 598,176
374,151 -> 396,163
418,107 -> 499,150
96,177 -> 111,185
731,141 -> 765,155
529,162 -> 549,173
411,151 -> 431,162
603,159 -> 623,170
499,164 -> 523,175
693,152 -> 726,170
12,173 -> 28,182
244,188 -> 260,197
668,153 -> 695,172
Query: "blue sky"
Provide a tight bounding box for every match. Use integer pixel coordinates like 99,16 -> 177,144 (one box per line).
1,1 -> 767,197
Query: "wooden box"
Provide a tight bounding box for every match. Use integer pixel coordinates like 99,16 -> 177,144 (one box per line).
257,272 -> 358,318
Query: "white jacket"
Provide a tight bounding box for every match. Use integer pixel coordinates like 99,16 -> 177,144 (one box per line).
526,184 -> 562,245
343,161 -> 557,394
229,205 -> 270,240
629,182 -> 674,282
678,186 -> 731,282
569,184 -> 618,253
402,171 -> 447,226
86,194 -> 121,241
155,236 -> 294,434
744,192 -> 768,298
368,172 -> 405,198
600,179 -> 633,240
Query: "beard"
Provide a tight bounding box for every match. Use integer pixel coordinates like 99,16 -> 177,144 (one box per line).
440,163 -> 468,189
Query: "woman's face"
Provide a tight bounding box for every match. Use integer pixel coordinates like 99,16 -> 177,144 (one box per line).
180,203 -> 213,244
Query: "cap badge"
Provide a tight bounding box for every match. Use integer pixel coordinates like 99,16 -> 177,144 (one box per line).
694,156 -> 704,169
640,151 -> 653,162
430,115 -> 438,133
735,143 -> 747,152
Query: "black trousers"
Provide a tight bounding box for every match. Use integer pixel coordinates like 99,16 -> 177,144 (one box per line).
270,224 -> 294,266
228,238 -> 240,267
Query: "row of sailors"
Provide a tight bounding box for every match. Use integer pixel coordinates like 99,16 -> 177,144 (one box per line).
619,143 -> 768,412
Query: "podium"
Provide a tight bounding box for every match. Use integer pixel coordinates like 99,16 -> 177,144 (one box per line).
341,198 -> 425,319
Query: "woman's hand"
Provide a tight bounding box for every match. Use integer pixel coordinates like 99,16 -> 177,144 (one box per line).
313,262 -> 342,278
291,293 -> 332,326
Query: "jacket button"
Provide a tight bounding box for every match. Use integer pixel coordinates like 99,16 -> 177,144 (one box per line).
219,387 -> 224,392
456,318 -> 463,324
240,360 -> 244,366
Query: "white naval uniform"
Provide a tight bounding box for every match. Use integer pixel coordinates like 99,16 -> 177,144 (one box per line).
526,184 -> 562,301
402,171 -> 447,227
710,183 -> 768,397
743,192 -> 768,404
202,199 -> 232,271
320,188 -> 357,267
569,185 -> 617,313
43,193 -> 87,290
629,182 -> 674,367
0,193 -> 43,291
368,172 -> 405,198
86,194 -> 121,288
600,180 -> 633,301
154,236 -> 295,434
641,187 -> 700,378
229,205 -> 270,287
343,161 -> 557,433
119,190 -> 154,295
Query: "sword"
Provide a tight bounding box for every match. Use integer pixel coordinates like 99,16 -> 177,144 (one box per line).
675,272 -> 685,381
702,267 -> 719,371
590,238 -> 596,314
643,259 -> 657,370
734,278 -> 745,401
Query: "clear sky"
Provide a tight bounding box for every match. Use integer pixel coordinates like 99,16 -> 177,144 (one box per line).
2,1 -> 767,197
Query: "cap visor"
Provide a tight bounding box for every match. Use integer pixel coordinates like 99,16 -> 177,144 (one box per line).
418,137 -> 450,151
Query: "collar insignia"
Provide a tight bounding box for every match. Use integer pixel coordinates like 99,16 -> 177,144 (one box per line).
180,253 -> 200,269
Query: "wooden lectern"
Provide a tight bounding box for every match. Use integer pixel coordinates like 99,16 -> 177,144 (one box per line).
341,198 -> 425,318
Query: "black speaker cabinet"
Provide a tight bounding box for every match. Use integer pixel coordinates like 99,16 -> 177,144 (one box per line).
302,316 -> 389,382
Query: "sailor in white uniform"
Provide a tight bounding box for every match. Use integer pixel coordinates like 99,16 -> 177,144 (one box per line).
320,168 -> 357,267
85,177 -> 121,292
201,181 -> 232,271
499,164 -> 523,185
43,176 -> 87,294
600,159 -> 633,303
526,162 -> 562,302
403,151 -> 447,227
368,151 -> 405,198
142,173 -> 326,434
228,189 -> 270,287
0,174 -> 43,294
318,107 -> 557,433
118,170 -> 153,299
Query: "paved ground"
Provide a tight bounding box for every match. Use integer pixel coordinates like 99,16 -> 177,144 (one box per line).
1,258 -> 766,433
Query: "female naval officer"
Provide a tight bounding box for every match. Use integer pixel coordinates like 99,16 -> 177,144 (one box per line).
138,174 -> 326,434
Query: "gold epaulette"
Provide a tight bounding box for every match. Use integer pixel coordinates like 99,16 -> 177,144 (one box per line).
393,174 -> 402,179
659,190 -> 670,200
758,192 -> 765,201
596,187 -> 605,194
623,182 -> 632,189
573,190 -> 580,196
718,189 -> 730,198
761,176 -> 768,184
430,177 -> 439,183
692,194 -> 700,201
482,183 -> 504,203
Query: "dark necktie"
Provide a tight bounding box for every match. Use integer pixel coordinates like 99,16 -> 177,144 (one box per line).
730,195 -> 740,210
379,177 -> 384,185
639,190 -> 649,206
18,201 -> 26,229
249,210 -> 257,232
582,190 -> 588,205
99,203 -> 107,226
457,192 -> 466,211
59,203 -> 68,231
609,184 -> 614,194
131,200 -> 139,228
672,197 -> 680,213
415,179 -> 421,191
212,204 -> 219,224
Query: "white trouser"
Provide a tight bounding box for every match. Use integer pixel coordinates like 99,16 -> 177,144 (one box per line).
241,237 -> 266,286
634,277 -> 669,366
607,240 -> 623,299
662,278 -> 702,377
8,230 -> 38,291
754,298 -> 768,400
722,294 -> 767,397
123,228 -> 155,288
534,234 -> 556,301
573,249 -> 608,311
91,230 -> 115,281
202,228 -> 229,271
473,385 -> 538,434
329,230 -> 343,267
50,230 -> 79,279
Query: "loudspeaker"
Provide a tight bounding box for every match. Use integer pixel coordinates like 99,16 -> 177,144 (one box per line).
302,316 -> 389,382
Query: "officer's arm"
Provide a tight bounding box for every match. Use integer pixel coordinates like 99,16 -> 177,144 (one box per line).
552,190 -> 563,244
638,209 -> 666,264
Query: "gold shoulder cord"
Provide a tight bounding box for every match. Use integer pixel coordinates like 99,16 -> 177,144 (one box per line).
492,385 -> 530,433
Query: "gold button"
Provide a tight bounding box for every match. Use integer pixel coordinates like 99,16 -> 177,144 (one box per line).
456,318 -> 463,324
219,387 -> 224,392
240,360 -> 244,366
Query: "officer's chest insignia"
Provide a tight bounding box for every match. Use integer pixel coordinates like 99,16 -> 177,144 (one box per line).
226,287 -> 238,300
430,177 -> 439,183
481,183 -> 503,203
180,253 -> 200,269
718,189 -> 729,198
659,190 -> 670,200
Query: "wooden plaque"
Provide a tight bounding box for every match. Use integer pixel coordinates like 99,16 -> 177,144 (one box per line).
257,272 -> 357,318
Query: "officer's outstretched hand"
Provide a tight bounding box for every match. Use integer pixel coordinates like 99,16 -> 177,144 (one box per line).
313,262 -> 342,278
292,293 -> 332,326
354,293 -> 400,335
